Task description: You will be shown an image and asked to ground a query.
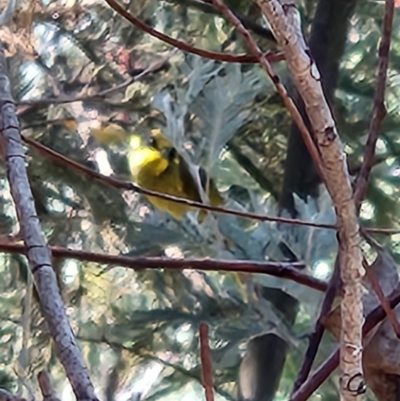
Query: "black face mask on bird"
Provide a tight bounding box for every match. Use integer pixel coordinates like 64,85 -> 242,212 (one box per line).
128,130 -> 223,222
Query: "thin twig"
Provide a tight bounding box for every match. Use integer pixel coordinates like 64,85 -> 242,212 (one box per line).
103,0 -> 284,64
105,0 -> 283,63
19,257 -> 34,397
291,255 -> 341,394
17,54 -> 172,108
22,135 -> 400,235
354,0 -> 395,208
290,288 -> 400,401
0,44 -> 99,401
22,134 -> 329,229
255,2 -> 364,397
199,323 -> 215,401
290,348 -> 339,401
209,0 -> 326,184
0,242 -> 330,292
361,228 -> 400,334
363,257 -> 400,337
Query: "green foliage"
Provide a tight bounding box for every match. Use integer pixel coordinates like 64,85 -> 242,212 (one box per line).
0,0 -> 398,400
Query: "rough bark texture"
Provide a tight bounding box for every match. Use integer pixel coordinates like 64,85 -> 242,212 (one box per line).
323,248 -> 400,401
237,1 -> 357,400
0,45 -> 98,401
280,0 -> 358,216
256,1 -> 364,400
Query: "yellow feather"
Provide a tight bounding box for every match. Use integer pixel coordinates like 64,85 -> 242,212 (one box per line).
128,131 -> 223,221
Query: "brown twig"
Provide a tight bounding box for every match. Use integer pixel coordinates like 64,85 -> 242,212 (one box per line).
22,134 -> 330,229
363,257 -> 400,337
209,0 -> 326,185
0,242 -> 330,292
21,135 -> 400,235
291,255 -> 341,394
360,228 -> 400,348
199,323 -> 215,401
256,2 -> 364,396
290,348 -> 339,401
290,288 -> 400,401
17,54 -> 172,108
103,0 -> 284,65
353,0 -> 395,208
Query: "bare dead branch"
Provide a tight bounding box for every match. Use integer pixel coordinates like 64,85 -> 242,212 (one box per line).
0,242 -> 331,292
0,44 -> 99,401
103,0 -> 284,64
290,348 -> 339,401
22,134 -> 331,229
354,0 -> 395,208
199,323 -> 215,401
363,257 -> 400,337
290,288 -> 400,401
291,255 -> 341,393
209,0 -> 325,183
255,1 -> 364,396
22,135 -> 400,235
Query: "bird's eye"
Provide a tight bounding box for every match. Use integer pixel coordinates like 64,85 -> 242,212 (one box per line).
149,138 -> 157,149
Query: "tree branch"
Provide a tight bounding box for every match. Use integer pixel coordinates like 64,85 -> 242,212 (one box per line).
254,1 -> 364,397
291,254 -> 341,393
290,289 -> 400,401
354,0 -> 395,208
103,0 -> 283,64
279,0 -> 357,215
0,242 -> 331,292
22,134 -> 400,235
363,257 -> 400,337
209,0 -> 325,185
0,45 -> 98,401
22,135 -> 330,229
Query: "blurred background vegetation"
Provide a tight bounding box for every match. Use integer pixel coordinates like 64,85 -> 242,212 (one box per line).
0,0 -> 399,400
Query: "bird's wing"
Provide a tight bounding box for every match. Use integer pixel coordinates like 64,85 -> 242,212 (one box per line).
175,154 -> 203,202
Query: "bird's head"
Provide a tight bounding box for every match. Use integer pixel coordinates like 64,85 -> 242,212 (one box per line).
149,129 -> 173,152
128,133 -> 169,177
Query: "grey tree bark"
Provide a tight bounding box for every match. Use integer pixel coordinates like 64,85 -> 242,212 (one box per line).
237,1 -> 358,400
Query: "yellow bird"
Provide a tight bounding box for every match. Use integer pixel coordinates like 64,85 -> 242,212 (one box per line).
128,130 -> 223,222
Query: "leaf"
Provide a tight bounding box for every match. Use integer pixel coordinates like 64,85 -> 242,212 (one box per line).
152,58 -> 272,171
191,63 -> 270,167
